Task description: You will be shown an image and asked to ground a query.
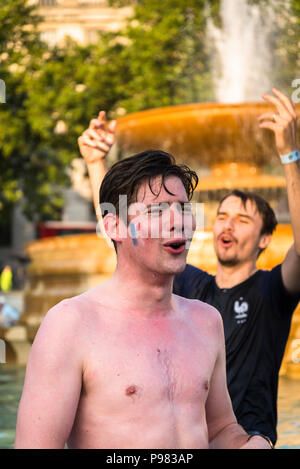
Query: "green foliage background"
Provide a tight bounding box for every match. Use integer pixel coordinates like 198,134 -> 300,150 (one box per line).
0,0 -> 299,226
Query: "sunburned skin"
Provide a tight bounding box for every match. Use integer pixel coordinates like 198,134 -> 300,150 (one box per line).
59,288 -> 228,449
15,175 -> 255,449
15,285 -> 231,449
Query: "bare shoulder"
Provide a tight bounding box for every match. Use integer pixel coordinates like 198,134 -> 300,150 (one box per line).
174,293 -> 223,330
192,299 -> 222,325
40,285 -> 106,330
29,291 -> 98,363
34,285 -> 111,348
38,295 -> 84,334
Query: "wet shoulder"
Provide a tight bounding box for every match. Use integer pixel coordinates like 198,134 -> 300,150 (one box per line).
175,294 -> 222,328
39,296 -> 85,335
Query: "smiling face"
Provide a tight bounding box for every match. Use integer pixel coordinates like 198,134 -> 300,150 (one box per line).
213,195 -> 272,267
116,175 -> 196,276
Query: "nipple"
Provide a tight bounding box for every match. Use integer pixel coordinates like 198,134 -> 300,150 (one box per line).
125,385 -> 137,396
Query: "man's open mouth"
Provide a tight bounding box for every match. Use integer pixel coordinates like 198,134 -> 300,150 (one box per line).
219,234 -> 235,247
163,239 -> 187,254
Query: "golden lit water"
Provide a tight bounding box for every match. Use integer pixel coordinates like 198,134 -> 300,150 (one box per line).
0,365 -> 299,449
115,102 -> 300,167
277,377 -> 300,448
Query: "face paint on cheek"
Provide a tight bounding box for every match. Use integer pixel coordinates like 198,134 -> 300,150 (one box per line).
129,222 -> 138,246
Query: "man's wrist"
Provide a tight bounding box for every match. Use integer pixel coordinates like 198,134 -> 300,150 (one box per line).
87,157 -> 106,166
247,433 -> 274,449
280,149 -> 299,165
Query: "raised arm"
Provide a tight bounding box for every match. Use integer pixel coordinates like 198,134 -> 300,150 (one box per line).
259,89 -> 300,294
205,308 -> 271,449
78,111 -> 116,220
15,301 -> 83,448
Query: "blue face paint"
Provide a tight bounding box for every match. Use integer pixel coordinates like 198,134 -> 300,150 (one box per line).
130,222 -> 138,246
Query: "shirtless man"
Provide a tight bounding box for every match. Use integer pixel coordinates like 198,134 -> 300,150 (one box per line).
15,150 -> 269,449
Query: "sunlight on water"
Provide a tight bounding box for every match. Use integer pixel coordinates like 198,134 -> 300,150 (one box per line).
277,377 -> 300,449
0,366 -> 25,449
0,365 -> 299,449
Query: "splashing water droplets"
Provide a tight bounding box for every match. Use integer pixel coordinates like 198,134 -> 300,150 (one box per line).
207,0 -> 285,103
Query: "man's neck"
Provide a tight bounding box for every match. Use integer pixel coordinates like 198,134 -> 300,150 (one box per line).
215,261 -> 258,289
107,266 -> 176,318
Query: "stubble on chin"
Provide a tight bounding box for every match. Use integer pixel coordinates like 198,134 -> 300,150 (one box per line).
216,252 -> 240,267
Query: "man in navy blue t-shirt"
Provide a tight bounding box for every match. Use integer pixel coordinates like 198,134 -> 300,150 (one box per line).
80,89 -> 300,447
173,238 -> 300,445
173,89 -> 300,445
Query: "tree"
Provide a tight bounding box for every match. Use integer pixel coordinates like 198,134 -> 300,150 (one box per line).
93,0 -> 300,115
0,0 -> 131,225
0,0 -> 68,223
272,0 -> 300,94
100,0 -> 220,115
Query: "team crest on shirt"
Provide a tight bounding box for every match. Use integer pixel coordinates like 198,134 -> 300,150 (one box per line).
233,297 -> 249,324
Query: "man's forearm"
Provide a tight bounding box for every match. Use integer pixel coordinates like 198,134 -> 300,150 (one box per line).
87,160 -> 108,220
209,423 -> 271,449
86,159 -> 114,248
78,110 -> 115,219
284,158 -> 300,254
209,422 -> 248,449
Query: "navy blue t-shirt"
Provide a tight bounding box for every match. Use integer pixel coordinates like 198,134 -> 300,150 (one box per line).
173,263 -> 300,444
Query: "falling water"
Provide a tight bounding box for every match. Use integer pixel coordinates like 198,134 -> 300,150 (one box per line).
207,0 -> 287,103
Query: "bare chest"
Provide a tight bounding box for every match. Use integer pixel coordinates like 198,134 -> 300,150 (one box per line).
82,319 -> 216,408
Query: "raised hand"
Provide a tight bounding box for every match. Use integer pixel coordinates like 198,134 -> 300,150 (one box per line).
258,88 -> 298,156
78,111 -> 117,164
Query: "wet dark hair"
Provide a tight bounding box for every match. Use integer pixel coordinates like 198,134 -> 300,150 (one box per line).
99,149 -> 198,251
218,189 -> 278,257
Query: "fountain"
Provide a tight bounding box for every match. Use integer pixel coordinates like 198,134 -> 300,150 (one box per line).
4,99 -> 298,376
1,0 -> 300,379
207,0 -> 277,103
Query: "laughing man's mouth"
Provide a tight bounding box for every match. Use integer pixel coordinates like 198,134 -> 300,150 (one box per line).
219,234 -> 236,245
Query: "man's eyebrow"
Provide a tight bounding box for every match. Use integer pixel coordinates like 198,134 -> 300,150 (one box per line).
217,211 -> 253,220
146,201 -> 189,208
237,213 -> 253,220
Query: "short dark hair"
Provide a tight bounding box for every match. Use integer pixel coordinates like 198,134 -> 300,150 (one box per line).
218,189 -> 278,257
99,149 -> 198,250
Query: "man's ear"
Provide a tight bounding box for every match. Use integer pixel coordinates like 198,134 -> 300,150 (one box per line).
258,233 -> 272,251
103,213 -> 118,244
103,213 -> 127,245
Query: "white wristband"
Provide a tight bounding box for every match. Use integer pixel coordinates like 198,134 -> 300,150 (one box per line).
280,149 -> 299,165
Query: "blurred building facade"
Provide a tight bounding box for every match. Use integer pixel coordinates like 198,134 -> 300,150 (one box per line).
33,0 -> 132,46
